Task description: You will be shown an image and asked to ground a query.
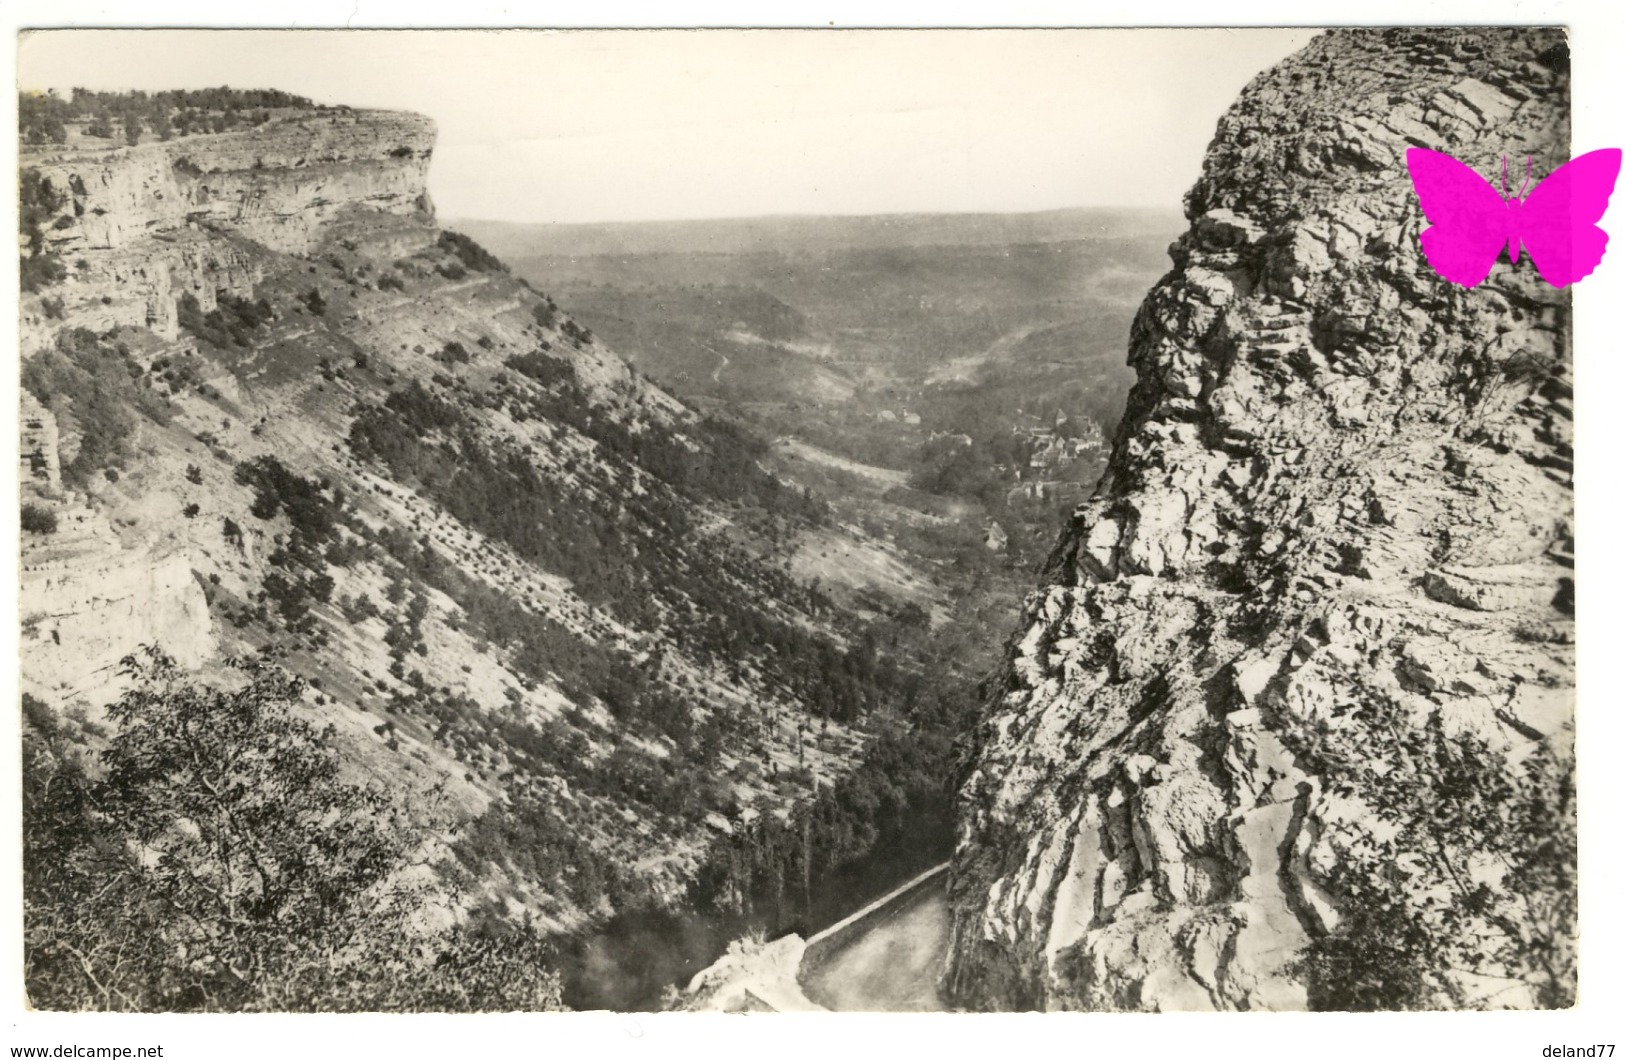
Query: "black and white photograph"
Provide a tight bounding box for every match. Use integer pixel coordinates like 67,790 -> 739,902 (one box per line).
8,8 -> 1622,1055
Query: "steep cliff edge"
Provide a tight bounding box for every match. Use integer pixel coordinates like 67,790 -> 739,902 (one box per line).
946,28 -> 1575,1011
21,108 -> 434,345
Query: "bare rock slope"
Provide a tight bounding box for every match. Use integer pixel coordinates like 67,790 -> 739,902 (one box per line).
946,27 -> 1575,1011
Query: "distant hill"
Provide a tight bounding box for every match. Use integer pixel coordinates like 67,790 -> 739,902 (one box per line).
454,206 -> 1180,638
461,210 -> 1181,467
451,207 -> 1184,259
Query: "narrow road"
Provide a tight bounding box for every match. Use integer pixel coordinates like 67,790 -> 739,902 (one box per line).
800,881 -> 951,1011
707,344 -> 729,384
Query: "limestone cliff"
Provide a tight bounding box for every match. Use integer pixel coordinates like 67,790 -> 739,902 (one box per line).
946,28 -> 1575,1011
18,109 -> 430,708
21,108 -> 434,345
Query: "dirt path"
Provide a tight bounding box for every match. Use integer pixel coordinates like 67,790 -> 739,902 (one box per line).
771,437 -> 910,487
800,883 -> 951,1011
924,323 -> 1041,385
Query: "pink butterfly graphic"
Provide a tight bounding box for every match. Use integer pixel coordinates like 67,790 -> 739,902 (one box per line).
1406,146 -> 1621,288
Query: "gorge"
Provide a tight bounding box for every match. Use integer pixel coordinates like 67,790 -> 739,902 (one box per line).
16,26 -> 1580,1015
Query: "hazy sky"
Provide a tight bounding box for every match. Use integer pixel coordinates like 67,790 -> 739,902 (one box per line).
19,28 -> 1319,224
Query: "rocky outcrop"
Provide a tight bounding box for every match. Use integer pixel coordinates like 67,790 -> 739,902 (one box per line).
21,544 -> 215,707
681,935 -> 822,1012
946,28 -> 1574,1011
20,109 -> 434,346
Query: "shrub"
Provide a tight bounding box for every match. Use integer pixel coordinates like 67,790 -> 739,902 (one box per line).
177,290 -> 274,349
342,593 -> 380,623
21,504 -> 58,534
1283,708 -> 1576,1010
435,341 -> 471,366
21,255 -> 66,293
503,350 -> 575,388
437,230 -> 508,275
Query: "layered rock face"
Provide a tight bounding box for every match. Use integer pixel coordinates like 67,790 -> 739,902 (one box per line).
21,109 -> 434,345
946,28 -> 1574,1011
20,393 -> 213,708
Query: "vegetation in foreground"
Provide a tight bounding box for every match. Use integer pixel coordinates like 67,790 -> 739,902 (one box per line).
23,649 -> 565,1012
1283,707 -> 1576,1010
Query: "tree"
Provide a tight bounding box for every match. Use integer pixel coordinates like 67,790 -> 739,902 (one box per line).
20,168 -> 68,293
19,90 -> 69,144
22,649 -> 566,1011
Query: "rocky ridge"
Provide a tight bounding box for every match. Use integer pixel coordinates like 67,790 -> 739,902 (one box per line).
946,27 -> 1575,1011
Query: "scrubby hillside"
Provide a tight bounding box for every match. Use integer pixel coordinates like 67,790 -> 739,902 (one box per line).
465,209 -> 1179,582
18,97 -> 930,1004
946,27 -> 1576,1011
